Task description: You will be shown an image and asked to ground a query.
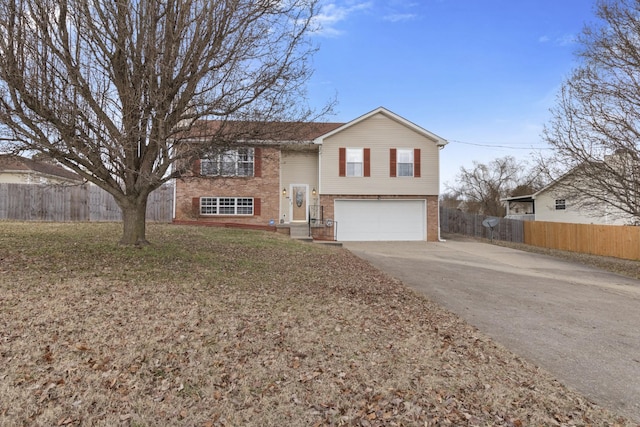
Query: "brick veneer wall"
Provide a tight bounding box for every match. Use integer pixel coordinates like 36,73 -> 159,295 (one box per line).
174,147 -> 281,226
313,194 -> 440,241
426,195 -> 439,241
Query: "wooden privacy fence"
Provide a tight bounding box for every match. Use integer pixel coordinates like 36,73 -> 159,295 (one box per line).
524,221 -> 640,261
440,206 -> 640,261
0,183 -> 173,222
439,207 -> 525,243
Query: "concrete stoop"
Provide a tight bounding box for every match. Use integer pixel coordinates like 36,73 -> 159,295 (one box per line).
284,223 -> 342,247
288,223 -> 311,239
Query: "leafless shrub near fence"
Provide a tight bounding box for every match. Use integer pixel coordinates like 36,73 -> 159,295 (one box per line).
439,207 -> 524,243
0,183 -> 173,222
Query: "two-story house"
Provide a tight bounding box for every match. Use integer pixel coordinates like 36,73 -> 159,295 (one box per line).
173,107 -> 448,241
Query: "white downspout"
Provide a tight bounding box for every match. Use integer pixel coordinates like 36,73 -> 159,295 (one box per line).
172,179 -> 176,221
437,145 -> 446,242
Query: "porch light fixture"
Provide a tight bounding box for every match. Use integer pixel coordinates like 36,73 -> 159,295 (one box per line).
312,188 -> 316,195
282,188 -> 287,196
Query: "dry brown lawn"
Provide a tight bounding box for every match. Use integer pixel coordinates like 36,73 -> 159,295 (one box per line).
0,222 -> 636,426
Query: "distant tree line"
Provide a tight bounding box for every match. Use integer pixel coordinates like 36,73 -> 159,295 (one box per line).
446,0 -> 640,223
442,156 -> 543,217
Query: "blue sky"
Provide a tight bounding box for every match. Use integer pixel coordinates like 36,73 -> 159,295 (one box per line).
306,0 -> 598,189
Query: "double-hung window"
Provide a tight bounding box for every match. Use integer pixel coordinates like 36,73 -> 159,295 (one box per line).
397,149 -> 414,177
555,199 -> 566,210
200,197 -> 254,215
201,148 -> 254,177
390,148 -> 421,177
346,148 -> 363,177
339,147 -> 370,177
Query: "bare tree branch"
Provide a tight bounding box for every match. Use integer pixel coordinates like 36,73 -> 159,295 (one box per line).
446,156 -> 542,216
541,0 -> 640,224
0,0 -> 330,244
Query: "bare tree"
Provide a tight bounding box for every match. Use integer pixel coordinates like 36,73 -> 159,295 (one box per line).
0,0 -> 327,245
542,0 -> 640,224
447,156 -> 541,216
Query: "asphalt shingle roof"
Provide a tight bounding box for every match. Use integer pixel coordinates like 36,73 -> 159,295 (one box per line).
0,155 -> 82,182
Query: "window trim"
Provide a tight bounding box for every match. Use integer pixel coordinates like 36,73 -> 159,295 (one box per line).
396,148 -> 414,177
390,148 -> 421,177
339,147 -> 370,177
200,197 -> 254,216
346,148 -> 364,177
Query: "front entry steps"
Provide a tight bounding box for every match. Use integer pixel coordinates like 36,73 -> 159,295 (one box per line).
279,223 -> 342,247
288,223 -> 312,241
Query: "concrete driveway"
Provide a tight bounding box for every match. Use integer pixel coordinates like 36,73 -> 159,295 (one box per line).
343,239 -> 640,423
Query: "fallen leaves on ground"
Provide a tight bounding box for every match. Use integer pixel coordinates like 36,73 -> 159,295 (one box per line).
0,223 -> 636,426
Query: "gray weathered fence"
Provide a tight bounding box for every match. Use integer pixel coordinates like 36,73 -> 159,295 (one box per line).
439,207 -> 524,243
0,183 -> 173,222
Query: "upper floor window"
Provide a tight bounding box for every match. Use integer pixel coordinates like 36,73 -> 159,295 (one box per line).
397,149 -> 414,177
346,148 -> 363,177
390,148 -> 421,178
201,148 -> 254,177
339,147 -> 370,177
555,199 -> 566,210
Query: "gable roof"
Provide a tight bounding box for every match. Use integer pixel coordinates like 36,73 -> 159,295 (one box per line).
177,120 -> 344,143
502,162 -> 596,204
312,107 -> 449,147
0,155 -> 82,182
175,107 -> 448,147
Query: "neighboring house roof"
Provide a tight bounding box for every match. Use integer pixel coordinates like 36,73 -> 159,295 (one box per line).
313,107 -> 449,147
0,155 -> 82,182
501,160 -> 639,224
506,152 -> 639,204
501,165 -> 585,204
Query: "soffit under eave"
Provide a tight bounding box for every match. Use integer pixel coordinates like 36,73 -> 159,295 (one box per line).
279,142 -> 319,152
500,195 -> 535,203
175,138 -> 314,146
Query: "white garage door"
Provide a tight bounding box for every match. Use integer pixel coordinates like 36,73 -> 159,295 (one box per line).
334,199 -> 426,241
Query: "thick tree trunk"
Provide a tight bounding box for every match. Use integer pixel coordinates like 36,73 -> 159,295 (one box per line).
119,198 -> 149,246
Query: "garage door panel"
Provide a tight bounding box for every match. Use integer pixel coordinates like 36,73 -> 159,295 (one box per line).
334,200 -> 425,241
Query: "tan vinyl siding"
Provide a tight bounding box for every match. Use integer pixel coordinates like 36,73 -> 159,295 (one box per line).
280,149 -> 319,219
280,150 -> 318,188
320,113 -> 440,195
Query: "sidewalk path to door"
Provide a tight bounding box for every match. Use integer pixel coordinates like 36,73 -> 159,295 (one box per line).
343,239 -> 640,423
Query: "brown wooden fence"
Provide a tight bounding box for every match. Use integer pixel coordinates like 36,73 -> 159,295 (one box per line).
0,183 -> 173,222
524,221 -> 640,261
441,206 -> 640,261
